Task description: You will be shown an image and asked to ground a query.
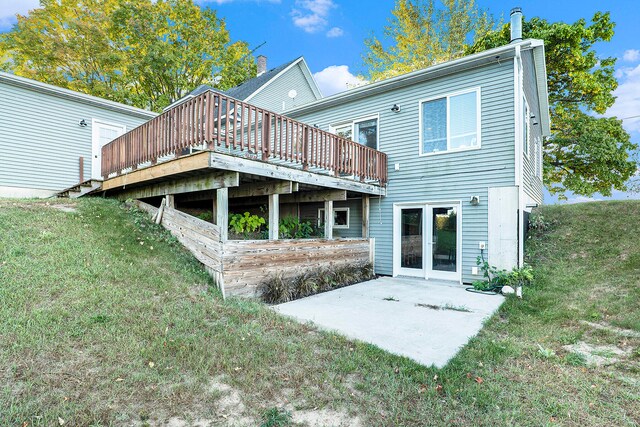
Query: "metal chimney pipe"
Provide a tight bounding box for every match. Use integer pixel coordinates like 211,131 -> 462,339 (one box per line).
510,7 -> 523,43
257,55 -> 267,76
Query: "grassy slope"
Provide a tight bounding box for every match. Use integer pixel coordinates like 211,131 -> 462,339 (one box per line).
0,198 -> 638,426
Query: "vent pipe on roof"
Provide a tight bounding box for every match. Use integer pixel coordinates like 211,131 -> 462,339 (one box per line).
257,55 -> 267,76
510,7 -> 523,43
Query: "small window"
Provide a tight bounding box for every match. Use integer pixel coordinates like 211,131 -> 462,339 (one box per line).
420,88 -> 480,155
333,123 -> 352,140
523,97 -> 530,157
318,207 -> 350,229
330,116 -> 378,149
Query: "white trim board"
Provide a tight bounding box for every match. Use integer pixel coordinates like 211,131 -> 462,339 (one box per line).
392,200 -> 463,283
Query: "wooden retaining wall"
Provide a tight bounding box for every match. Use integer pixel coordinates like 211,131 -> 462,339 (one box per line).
223,238 -> 374,296
134,201 -> 373,298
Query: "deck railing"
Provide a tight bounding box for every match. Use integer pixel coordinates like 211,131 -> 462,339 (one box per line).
101,91 -> 388,185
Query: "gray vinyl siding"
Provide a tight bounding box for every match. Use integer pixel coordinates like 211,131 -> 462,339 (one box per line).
0,80 -> 152,193
290,60 -> 516,282
522,51 -> 544,205
299,199 -> 362,238
249,63 -> 319,113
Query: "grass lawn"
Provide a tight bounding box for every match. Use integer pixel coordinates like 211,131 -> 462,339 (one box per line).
0,198 -> 638,426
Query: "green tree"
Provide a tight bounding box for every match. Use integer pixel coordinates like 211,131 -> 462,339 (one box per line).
363,0 -> 495,81
469,12 -> 637,197
0,0 -> 256,111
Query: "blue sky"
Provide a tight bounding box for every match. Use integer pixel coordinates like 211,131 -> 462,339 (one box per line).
1,0 -> 638,203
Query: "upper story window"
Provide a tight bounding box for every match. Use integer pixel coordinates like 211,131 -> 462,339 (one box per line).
330,115 -> 378,150
420,88 -> 481,155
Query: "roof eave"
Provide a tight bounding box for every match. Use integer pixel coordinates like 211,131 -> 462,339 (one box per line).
287,39 -> 544,117
0,71 -> 157,119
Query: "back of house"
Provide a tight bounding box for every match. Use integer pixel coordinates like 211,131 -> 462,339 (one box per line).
0,72 -> 156,198
287,36 -> 549,283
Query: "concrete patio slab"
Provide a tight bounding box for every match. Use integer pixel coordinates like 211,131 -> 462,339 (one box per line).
274,276 -> 504,368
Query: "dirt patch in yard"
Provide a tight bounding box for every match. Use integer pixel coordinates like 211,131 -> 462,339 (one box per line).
293,408 -> 363,427
562,341 -> 632,367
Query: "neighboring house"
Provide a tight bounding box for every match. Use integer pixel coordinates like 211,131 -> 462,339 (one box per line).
0,72 -> 156,198
288,35 -> 550,282
165,55 -> 322,113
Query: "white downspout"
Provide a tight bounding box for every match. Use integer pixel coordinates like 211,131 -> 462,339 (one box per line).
515,44 -> 525,268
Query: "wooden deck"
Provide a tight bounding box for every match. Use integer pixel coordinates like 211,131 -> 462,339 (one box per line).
101,90 -> 388,186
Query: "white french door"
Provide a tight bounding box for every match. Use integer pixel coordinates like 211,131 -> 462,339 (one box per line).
92,119 -> 126,179
393,202 -> 461,282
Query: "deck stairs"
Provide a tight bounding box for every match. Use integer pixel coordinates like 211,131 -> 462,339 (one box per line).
56,179 -> 103,198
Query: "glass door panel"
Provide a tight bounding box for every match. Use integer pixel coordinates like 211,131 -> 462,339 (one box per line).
431,206 -> 457,274
400,208 -> 424,271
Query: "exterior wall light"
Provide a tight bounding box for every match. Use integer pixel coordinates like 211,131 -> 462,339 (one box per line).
79,119 -> 88,127
470,195 -> 480,206
391,104 -> 401,113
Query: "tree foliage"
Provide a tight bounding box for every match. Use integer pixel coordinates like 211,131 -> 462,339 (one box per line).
469,12 -> 637,197
363,0 -> 495,81
0,0 -> 256,111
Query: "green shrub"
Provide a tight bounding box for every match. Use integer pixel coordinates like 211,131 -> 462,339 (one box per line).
229,212 -> 266,237
196,211 -> 212,222
278,215 -> 316,239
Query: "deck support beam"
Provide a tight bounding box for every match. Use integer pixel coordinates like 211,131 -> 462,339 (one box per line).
324,200 -> 333,240
216,188 -> 228,242
280,189 -> 346,204
268,194 -> 279,240
362,195 -> 370,238
229,180 -> 294,198
114,171 -> 239,200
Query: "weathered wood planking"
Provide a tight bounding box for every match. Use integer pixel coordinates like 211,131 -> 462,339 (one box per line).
133,200 -> 372,298
222,238 -> 372,295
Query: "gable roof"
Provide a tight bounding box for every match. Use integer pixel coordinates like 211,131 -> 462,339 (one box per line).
286,39 -> 550,137
225,57 -> 299,100
0,71 -> 157,120
164,56 -> 323,112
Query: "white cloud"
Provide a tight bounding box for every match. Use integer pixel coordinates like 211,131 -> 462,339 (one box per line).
0,0 -> 39,30
291,0 -> 335,33
622,49 -> 640,63
607,64 -> 640,134
326,26 -> 343,38
313,65 -> 367,97
564,195 -> 602,204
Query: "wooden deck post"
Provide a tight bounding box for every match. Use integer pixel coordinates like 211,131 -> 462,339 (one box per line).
216,188 -> 228,242
268,193 -> 279,240
166,194 -> 175,209
324,200 -> 333,240
362,194 -> 370,238
79,156 -> 84,183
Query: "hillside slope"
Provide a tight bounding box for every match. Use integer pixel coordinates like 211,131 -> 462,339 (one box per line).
0,198 -> 638,426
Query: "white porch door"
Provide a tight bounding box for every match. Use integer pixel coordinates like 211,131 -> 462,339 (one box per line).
394,203 -> 461,281
92,120 -> 126,179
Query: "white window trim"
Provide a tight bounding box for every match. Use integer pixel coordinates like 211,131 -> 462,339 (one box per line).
318,207 -> 350,229
329,113 -> 380,150
418,87 -> 482,157
523,96 -> 530,159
